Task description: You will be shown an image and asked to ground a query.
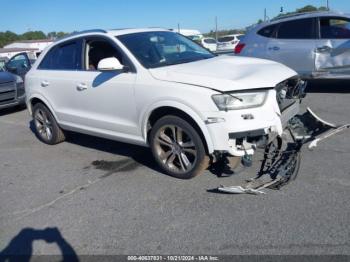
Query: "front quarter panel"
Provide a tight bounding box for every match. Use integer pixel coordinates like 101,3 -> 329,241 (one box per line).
135,73 -> 218,152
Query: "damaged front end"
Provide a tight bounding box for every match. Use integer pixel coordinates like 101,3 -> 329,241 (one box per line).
217,78 -> 349,194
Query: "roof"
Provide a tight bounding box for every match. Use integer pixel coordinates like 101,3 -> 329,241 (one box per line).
107,28 -> 169,36
248,11 -> 350,32
0,48 -> 39,53
270,11 -> 349,23
54,28 -> 170,43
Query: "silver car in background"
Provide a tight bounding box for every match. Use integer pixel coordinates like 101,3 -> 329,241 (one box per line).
236,11 -> 350,79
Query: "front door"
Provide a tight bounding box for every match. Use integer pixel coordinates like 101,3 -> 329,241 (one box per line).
315,16 -> 350,77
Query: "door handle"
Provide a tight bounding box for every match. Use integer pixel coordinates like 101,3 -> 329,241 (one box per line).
268,46 -> 280,51
76,83 -> 88,91
316,46 -> 332,53
41,80 -> 49,87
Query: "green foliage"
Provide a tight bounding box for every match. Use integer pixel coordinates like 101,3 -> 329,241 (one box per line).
0,30 -> 70,48
203,29 -> 245,38
0,31 -> 19,48
47,31 -> 69,39
275,5 -> 328,19
203,5 -> 328,38
21,31 -> 46,40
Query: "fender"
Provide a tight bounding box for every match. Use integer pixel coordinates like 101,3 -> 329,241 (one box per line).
27,94 -> 59,122
141,100 -> 215,153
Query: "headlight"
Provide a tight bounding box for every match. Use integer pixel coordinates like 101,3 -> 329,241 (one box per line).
212,91 -> 267,111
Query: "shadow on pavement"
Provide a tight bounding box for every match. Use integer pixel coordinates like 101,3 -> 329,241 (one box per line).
0,105 -> 26,117
66,132 -> 163,173
306,79 -> 350,93
0,227 -> 78,262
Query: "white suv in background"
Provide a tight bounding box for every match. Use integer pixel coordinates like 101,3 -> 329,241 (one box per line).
236,11 -> 350,79
217,34 -> 244,52
201,37 -> 217,52
25,28 -> 305,179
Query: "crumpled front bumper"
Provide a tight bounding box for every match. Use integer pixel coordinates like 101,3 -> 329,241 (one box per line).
204,89 -> 300,156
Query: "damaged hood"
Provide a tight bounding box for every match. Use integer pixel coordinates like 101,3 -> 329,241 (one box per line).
149,55 -> 297,92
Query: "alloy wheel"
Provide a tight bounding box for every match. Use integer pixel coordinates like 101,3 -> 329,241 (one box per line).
34,109 -> 53,141
154,125 -> 197,173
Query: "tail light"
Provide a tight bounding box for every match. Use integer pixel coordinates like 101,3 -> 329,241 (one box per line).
234,43 -> 245,54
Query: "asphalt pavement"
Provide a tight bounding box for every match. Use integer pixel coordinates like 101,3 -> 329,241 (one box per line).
0,80 -> 349,256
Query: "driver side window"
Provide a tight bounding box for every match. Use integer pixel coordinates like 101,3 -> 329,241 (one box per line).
84,38 -> 124,71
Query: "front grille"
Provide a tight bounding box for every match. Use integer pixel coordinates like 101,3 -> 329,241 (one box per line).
0,90 -> 16,104
0,81 -> 16,105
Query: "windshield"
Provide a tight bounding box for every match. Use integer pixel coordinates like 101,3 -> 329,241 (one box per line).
117,31 -> 214,69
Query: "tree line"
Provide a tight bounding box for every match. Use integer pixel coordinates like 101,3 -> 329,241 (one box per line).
0,31 -> 69,48
204,5 -> 328,38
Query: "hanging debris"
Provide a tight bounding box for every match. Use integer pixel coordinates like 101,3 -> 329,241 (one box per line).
217,107 -> 349,194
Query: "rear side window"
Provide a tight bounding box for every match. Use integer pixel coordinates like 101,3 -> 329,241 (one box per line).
277,18 -> 316,39
258,24 -> 277,38
39,41 -> 81,70
218,36 -> 235,42
320,17 -> 350,39
203,38 -> 216,44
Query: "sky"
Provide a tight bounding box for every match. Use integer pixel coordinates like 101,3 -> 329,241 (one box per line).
1,0 -> 349,34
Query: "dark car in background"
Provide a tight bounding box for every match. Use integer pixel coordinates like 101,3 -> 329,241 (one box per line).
0,52 -> 34,110
0,57 -> 9,71
0,71 -> 25,110
4,52 -> 35,80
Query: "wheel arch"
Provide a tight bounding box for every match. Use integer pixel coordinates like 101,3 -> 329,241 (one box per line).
27,95 -> 58,121
143,102 -> 214,154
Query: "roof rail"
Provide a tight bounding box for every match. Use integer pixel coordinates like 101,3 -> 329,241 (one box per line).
271,10 -> 333,21
55,29 -> 107,41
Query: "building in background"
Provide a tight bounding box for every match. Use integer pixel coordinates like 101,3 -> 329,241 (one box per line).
170,29 -> 203,42
0,39 -> 53,58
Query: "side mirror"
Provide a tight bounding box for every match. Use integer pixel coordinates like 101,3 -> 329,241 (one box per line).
97,57 -> 124,71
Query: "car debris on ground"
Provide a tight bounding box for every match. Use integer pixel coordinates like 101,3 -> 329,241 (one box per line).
217,107 -> 350,195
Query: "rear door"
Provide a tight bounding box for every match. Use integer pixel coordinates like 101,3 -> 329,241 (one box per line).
315,16 -> 350,76
266,18 -> 317,76
36,40 -> 84,124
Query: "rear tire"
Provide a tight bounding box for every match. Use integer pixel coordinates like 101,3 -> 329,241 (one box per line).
32,103 -> 65,145
150,115 -> 209,179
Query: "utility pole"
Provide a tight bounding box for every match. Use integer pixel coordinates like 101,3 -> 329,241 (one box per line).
177,23 -> 180,33
327,0 -> 329,10
264,8 -> 267,22
215,16 -> 218,41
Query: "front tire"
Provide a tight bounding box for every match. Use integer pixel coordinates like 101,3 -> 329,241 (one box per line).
32,103 -> 65,145
150,115 -> 209,179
